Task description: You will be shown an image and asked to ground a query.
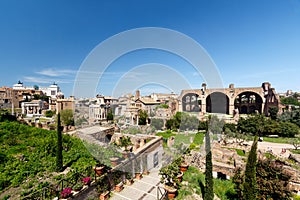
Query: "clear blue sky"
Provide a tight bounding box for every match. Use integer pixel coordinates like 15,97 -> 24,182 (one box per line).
0,0 -> 300,97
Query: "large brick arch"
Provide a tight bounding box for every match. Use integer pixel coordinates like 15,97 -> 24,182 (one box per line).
182,93 -> 201,112
206,92 -> 230,114
234,91 -> 263,114
179,82 -> 279,116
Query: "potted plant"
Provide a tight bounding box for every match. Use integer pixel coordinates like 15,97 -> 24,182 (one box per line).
119,136 -> 132,158
110,157 -> 121,167
159,162 -> 180,199
82,177 -> 91,186
115,181 -> 124,192
175,157 -> 189,172
135,172 -> 143,180
177,171 -> 184,182
98,184 -> 110,200
60,187 -> 73,199
180,162 -> 189,172
125,173 -> 134,185
97,176 -> 110,200
94,163 -> 105,176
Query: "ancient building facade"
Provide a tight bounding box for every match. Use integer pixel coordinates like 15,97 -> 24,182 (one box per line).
89,95 -> 116,123
178,82 -> 280,116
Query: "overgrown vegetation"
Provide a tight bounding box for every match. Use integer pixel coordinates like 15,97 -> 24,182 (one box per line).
0,120 -> 97,196
138,110 -> 148,125
235,114 -> 299,137
176,166 -> 236,200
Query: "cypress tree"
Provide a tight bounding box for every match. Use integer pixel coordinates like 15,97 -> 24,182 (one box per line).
56,112 -> 63,172
204,131 -> 214,200
243,136 -> 258,200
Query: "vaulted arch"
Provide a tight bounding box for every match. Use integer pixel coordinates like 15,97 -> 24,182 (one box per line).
206,92 -> 229,114
182,93 -> 200,112
234,91 -> 263,114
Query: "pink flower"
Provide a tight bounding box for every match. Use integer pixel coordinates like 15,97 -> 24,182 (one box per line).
60,187 -> 72,198
82,177 -> 91,185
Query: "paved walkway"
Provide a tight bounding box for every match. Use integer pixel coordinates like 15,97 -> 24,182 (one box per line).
110,167 -> 164,200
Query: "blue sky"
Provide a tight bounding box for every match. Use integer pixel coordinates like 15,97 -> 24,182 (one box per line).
0,0 -> 300,97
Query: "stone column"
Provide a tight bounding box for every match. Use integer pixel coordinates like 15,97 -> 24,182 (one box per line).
229,97 -> 235,115
201,95 -> 206,113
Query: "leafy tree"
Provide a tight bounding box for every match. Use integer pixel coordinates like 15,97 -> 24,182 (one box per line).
180,113 -> 199,130
290,138 -> 300,150
280,96 -> 300,106
138,110 -> 148,125
166,119 -> 174,130
151,118 -> 164,130
278,109 -> 300,127
208,115 -> 224,135
263,118 -> 279,136
45,110 -> 55,118
277,121 -> 299,137
237,114 -> 265,136
223,123 -> 237,133
165,112 -> 200,131
60,109 -> 74,126
242,136 -> 258,199
106,109 -> 114,121
56,113 -> 63,172
268,107 -> 278,120
0,110 -> 17,122
173,112 -> 182,130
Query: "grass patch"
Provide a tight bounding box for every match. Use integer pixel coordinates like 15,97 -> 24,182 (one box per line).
290,149 -> 300,154
226,148 -> 245,156
174,134 -> 194,146
156,131 -> 176,139
265,152 -> 276,159
193,132 -> 204,145
262,137 -> 292,144
235,149 -> 245,156
176,166 -> 236,200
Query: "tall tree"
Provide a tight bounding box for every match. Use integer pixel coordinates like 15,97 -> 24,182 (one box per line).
204,130 -> 214,200
56,113 -> 63,172
243,136 -> 258,199
60,109 -> 74,126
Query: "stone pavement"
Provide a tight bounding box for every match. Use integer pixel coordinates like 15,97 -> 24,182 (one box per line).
110,167 -> 164,200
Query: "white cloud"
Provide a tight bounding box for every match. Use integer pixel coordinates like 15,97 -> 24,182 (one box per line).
36,68 -> 77,77
23,76 -> 72,84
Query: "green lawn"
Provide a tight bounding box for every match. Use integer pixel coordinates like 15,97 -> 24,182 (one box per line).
193,132 -> 205,145
156,131 -> 205,148
176,166 -> 236,200
226,148 -> 245,156
156,131 -> 176,139
290,149 -> 300,154
262,137 -> 292,144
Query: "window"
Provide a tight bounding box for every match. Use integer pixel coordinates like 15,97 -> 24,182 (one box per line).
51,91 -> 56,96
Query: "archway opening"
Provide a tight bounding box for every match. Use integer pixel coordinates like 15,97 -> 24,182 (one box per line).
234,92 -> 263,114
182,93 -> 200,112
206,92 -> 229,114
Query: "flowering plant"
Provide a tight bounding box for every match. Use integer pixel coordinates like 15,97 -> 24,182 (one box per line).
60,187 -> 72,198
82,177 -> 91,185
